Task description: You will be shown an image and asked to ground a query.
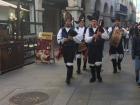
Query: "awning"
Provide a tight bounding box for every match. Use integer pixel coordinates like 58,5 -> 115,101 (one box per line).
0,0 -> 29,11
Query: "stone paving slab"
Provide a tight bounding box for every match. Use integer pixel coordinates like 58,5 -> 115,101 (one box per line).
88,100 -> 140,105
0,88 -> 17,102
52,87 -> 75,105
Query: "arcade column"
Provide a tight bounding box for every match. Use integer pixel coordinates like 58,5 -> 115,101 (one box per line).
66,0 -> 83,26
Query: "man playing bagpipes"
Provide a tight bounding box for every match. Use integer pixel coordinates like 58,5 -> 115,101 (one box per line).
85,13 -> 109,83
75,14 -> 88,74
57,12 -> 82,85
108,17 -> 127,73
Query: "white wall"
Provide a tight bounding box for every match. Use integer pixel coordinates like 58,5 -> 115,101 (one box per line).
0,6 -> 16,21
0,7 -> 10,20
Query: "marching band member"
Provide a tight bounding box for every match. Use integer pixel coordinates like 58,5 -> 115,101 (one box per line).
75,15 -> 88,74
57,12 -> 82,85
108,17 -> 126,73
85,14 -> 109,83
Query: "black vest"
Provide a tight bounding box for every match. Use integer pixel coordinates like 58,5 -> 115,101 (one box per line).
62,27 -> 74,38
88,27 -> 105,50
61,27 -> 76,47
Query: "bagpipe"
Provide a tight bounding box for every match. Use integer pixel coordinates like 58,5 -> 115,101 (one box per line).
110,27 -> 123,48
94,19 -> 104,42
55,45 -> 63,61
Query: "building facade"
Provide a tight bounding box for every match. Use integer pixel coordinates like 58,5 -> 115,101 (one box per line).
1,0 -> 136,36
69,0 -> 136,27
85,0 -> 114,27
112,0 -> 136,26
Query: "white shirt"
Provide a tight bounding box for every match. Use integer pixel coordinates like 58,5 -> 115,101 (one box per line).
126,30 -> 129,39
85,27 -> 109,43
75,27 -> 86,39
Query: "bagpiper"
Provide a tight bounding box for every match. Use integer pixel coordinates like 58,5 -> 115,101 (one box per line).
57,12 -> 82,85
75,15 -> 88,74
108,17 -> 126,73
85,13 -> 109,83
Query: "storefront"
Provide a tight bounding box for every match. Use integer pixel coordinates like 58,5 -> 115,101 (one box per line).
43,0 -> 67,35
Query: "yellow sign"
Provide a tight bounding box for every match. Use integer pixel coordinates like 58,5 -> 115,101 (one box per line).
38,32 -> 53,40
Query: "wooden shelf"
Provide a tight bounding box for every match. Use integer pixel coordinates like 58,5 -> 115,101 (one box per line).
0,41 -> 24,74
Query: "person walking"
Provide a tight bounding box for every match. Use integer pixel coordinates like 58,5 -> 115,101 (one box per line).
108,17 -> 125,73
75,15 -> 88,74
132,23 -> 140,86
124,27 -> 130,52
85,13 -> 109,83
57,12 -> 82,85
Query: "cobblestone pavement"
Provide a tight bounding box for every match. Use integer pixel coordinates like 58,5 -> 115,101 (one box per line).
0,42 -> 140,105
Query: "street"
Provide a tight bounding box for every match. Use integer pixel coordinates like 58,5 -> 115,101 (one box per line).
0,42 -> 140,105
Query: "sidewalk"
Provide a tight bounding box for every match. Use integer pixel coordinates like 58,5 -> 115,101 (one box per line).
0,43 -> 140,105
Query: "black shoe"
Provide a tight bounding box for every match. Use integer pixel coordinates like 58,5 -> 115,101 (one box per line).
89,78 -> 96,83
137,83 -> 140,87
83,67 -> 88,71
113,70 -> 117,74
118,64 -> 121,71
83,65 -> 87,71
77,70 -> 81,74
66,79 -> 70,85
113,71 -> 117,74
112,59 -> 117,73
98,78 -> 103,83
136,76 -> 139,82
113,67 -> 117,74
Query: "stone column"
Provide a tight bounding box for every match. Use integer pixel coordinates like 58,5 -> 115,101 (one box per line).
66,0 -> 83,27
29,4 -> 35,34
35,0 -> 44,34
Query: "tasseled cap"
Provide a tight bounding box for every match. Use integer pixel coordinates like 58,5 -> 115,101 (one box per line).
112,16 -> 121,22
64,11 -> 73,22
87,12 -> 99,21
75,14 -> 85,24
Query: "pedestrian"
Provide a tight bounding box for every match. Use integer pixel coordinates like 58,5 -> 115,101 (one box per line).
129,24 -> 135,39
132,23 -> 140,87
57,12 -> 82,85
108,17 -> 125,73
85,13 -> 109,83
75,15 -> 88,74
123,27 -> 130,52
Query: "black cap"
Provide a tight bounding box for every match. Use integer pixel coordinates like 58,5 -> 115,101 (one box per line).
75,14 -> 85,24
87,12 -> 99,21
68,30 -> 77,36
64,11 -> 72,21
115,16 -> 120,21
111,16 -> 121,22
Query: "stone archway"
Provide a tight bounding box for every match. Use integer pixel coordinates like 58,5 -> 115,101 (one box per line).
81,0 -> 85,10
110,6 -> 113,24
103,3 -> 109,15
128,2 -> 133,23
95,0 -> 101,12
110,6 -> 113,16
